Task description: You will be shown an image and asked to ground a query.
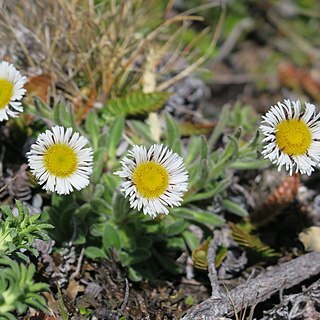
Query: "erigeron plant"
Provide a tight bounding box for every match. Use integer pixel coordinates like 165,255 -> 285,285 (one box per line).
0,61 -> 27,121
260,99 -> 320,175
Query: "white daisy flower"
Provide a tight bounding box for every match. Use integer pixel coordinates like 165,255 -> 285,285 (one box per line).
0,61 -> 27,121
260,99 -> 320,175
27,126 -> 93,195
115,144 -> 189,218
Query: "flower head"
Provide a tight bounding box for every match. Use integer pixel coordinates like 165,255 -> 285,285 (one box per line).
27,126 -> 93,195
260,99 -> 320,175
0,61 -> 27,121
115,144 -> 188,217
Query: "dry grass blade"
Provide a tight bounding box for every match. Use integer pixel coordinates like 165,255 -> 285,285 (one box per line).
1,0 -> 224,107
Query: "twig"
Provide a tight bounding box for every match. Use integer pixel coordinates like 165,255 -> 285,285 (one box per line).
182,252 -> 320,319
70,248 -> 85,280
118,278 -> 130,318
212,18 -> 255,66
207,238 -> 223,297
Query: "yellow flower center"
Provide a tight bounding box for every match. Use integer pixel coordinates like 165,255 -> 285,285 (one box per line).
44,143 -> 78,177
276,119 -> 312,156
132,161 -> 169,199
0,79 -> 14,109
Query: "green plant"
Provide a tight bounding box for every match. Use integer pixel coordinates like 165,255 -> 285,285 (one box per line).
0,200 -> 52,318
38,99 -> 269,281
0,200 -> 53,263
0,257 -> 48,319
230,222 -> 279,258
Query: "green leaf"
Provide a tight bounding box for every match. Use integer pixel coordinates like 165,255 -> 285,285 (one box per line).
90,198 -> 111,215
85,246 -> 106,259
229,159 -> 269,170
15,252 -> 30,264
128,266 -> 142,282
153,251 -> 181,274
208,104 -> 230,149
128,248 -> 151,265
210,134 -> 239,178
85,110 -> 100,150
92,147 -> 107,183
102,91 -> 169,116
127,120 -> 156,144
102,224 -> 121,252
184,135 -> 201,166
182,230 -> 200,251
164,112 -> 182,154
31,97 -> 54,119
200,135 -> 208,160
53,101 -> 76,129
230,223 -> 279,258
112,191 -> 131,223
165,237 -> 186,250
221,199 -> 248,217
165,219 -> 189,237
172,208 -> 225,226
106,117 -> 124,162
184,179 -> 229,203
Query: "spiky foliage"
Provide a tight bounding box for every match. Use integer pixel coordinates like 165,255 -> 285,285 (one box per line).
230,223 -> 279,258
102,91 -> 170,117
192,238 -> 211,270
0,200 -> 53,263
0,257 -> 48,319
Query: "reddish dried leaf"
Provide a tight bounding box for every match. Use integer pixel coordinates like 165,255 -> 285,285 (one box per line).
25,74 -> 52,103
65,279 -> 85,301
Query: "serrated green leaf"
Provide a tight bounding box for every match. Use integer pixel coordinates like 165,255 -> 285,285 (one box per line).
230,223 -> 279,258
102,91 -> 169,116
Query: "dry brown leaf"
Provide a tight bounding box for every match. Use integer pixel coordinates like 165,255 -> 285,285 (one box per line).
24,74 -> 52,103
65,278 -> 85,301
